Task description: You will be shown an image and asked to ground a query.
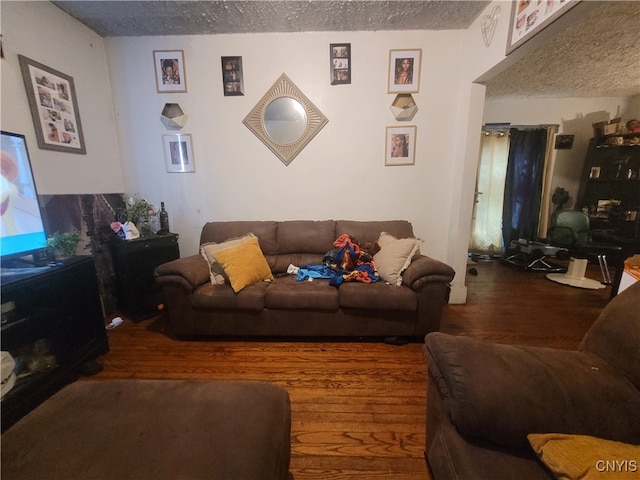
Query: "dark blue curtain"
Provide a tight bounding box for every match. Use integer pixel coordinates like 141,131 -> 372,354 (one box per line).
502,128 -> 547,249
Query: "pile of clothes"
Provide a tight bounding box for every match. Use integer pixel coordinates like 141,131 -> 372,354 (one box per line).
291,234 -> 379,286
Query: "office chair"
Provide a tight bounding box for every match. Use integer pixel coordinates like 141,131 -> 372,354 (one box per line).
547,210 -> 622,284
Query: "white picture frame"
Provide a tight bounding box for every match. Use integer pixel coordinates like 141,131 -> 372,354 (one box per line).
154,50 -> 187,93
163,133 -> 195,173
506,0 -> 579,54
388,49 -> 421,94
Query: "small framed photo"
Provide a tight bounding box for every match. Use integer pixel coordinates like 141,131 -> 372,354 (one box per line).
589,166 -> 601,179
388,49 -> 421,94
330,43 -> 351,85
385,125 -> 416,166
554,134 -> 575,150
163,134 -> 195,173
221,56 -> 244,96
154,50 -> 187,93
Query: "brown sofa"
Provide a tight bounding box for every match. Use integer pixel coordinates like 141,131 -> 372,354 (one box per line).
424,281 -> 640,479
155,220 -> 455,339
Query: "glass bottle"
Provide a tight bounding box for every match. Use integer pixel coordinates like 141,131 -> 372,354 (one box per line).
159,202 -> 170,233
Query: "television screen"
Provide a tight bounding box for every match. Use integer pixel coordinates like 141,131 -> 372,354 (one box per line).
1,131 -> 48,260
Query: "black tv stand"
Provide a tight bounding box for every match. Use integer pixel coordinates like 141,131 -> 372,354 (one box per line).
1,265 -> 52,284
1,250 -> 51,269
1,256 -> 109,431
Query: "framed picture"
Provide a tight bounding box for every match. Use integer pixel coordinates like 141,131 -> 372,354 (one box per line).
385,126 -> 416,166
18,55 -> 86,154
388,49 -> 421,94
554,134 -> 574,150
506,0 -> 579,54
163,134 -> 195,173
153,50 -> 187,93
330,43 -> 351,85
589,166 -> 601,179
221,56 -> 244,96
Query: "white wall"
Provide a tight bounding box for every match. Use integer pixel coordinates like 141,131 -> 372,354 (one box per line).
7,1 -> 632,303
104,30 -> 469,260
0,1 -> 124,194
442,1 -> 514,302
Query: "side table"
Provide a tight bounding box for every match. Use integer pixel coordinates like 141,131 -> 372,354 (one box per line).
109,233 -> 180,321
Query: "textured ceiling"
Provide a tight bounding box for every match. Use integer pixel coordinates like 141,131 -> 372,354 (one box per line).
52,0 -> 640,98
51,1 -> 490,35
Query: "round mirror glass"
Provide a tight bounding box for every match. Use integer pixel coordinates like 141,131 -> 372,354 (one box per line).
263,97 -> 307,145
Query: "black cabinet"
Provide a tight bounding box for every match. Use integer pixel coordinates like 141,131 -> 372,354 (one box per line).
577,135 -> 640,247
109,233 -> 179,321
1,257 -> 109,431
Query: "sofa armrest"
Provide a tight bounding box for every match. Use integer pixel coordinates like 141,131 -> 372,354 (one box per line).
155,254 -> 210,291
402,254 -> 455,290
424,332 -> 640,449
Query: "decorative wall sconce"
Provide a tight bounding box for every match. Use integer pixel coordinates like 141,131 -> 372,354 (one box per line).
243,73 -> 328,166
390,94 -> 418,121
160,103 -> 187,129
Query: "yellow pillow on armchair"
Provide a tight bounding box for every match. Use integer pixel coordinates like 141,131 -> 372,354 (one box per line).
528,433 -> 640,480
211,236 -> 273,293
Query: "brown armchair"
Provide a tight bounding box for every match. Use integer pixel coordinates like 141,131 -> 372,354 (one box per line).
424,281 -> 640,479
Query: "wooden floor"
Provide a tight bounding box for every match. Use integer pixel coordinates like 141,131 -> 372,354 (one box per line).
84,259 -> 612,480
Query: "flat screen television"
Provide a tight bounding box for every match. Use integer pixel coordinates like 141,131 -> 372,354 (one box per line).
1,131 -> 48,265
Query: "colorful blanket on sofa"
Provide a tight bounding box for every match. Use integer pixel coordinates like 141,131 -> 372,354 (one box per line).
296,234 -> 379,286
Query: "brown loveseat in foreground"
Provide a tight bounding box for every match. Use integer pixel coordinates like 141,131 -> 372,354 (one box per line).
155,220 -> 455,339
424,281 -> 640,479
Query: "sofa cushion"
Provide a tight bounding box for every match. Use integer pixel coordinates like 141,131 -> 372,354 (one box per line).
269,254 -> 325,274
373,232 -> 421,286
527,433 -> 640,480
192,282 -> 268,311
339,282 -> 416,310
424,332 -> 640,449
211,236 -> 274,293
276,221 -> 335,254
200,234 -> 254,285
200,221 -> 279,255
265,276 -> 339,310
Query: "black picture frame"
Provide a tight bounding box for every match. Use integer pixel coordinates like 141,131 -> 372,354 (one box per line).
555,134 -> 575,150
18,55 -> 86,154
330,43 -> 351,85
221,56 -> 244,96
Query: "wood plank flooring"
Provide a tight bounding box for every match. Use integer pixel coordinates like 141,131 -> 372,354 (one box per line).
83,259 -> 613,479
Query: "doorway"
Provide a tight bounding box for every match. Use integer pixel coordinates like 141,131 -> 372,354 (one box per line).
469,125 -> 558,257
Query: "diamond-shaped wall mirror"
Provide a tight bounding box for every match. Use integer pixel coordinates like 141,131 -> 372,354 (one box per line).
243,73 -> 328,166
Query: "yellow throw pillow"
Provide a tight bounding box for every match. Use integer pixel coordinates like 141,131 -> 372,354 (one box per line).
200,234 -> 254,285
210,236 -> 273,293
528,433 -> 640,480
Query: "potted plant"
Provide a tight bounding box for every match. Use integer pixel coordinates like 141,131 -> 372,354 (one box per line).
118,195 -> 158,237
47,230 -> 82,260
